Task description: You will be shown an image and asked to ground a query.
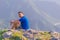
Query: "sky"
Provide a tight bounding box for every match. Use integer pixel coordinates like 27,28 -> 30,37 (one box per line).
0,0 -> 60,32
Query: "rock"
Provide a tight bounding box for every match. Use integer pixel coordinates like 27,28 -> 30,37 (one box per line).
2,31 -> 12,38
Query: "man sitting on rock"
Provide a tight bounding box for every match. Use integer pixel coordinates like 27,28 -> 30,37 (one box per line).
11,11 -> 30,31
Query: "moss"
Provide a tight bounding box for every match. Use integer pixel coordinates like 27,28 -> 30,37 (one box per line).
10,36 -> 22,40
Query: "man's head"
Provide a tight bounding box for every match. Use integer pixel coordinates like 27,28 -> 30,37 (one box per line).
18,11 -> 24,18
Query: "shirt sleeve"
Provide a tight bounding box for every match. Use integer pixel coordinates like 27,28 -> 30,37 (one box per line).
19,18 -> 23,22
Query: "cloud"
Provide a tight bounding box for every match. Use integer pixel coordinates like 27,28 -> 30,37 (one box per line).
39,0 -> 60,5
54,23 -> 60,26
0,19 -> 4,25
28,0 -> 58,24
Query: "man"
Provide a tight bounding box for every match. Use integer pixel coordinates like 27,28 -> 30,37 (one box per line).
18,11 -> 30,31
